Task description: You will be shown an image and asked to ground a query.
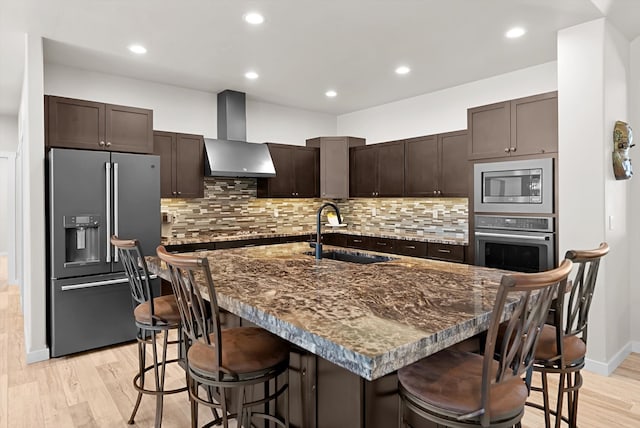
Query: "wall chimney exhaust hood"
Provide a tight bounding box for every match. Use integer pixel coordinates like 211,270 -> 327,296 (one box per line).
204,90 -> 276,177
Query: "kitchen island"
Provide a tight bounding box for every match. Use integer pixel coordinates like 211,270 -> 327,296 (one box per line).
147,242 -> 508,427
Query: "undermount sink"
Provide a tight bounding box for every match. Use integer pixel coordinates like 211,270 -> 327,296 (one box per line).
305,250 -> 397,264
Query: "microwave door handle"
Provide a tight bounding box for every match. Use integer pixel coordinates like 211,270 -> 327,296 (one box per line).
474,232 -> 549,241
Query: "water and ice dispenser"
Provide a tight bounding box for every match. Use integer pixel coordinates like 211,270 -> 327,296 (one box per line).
63,215 -> 101,267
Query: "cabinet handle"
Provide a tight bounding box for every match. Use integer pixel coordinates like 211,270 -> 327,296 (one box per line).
433,190 -> 437,195
99,141 -> 105,147
376,242 -> 387,246
353,239 -> 363,243
106,141 -> 112,147
406,245 -> 416,249
438,190 -> 442,196
177,191 -> 182,195
437,249 -> 451,253
504,147 -> 510,153
510,147 -> 516,152
172,191 -> 177,195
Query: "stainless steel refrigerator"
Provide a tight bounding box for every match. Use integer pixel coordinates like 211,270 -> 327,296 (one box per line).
47,148 -> 160,357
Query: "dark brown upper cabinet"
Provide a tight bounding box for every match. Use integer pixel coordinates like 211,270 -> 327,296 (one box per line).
257,144 -> 319,198
306,137 -> 365,199
153,131 -> 204,198
468,91 -> 557,160
404,131 -> 468,198
46,95 -> 153,154
350,141 -> 404,197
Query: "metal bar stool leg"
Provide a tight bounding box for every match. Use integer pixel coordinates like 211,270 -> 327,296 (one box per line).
129,333 -> 146,424
541,371 -> 551,428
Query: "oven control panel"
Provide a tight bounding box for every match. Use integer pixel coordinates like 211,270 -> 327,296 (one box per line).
475,215 -> 554,233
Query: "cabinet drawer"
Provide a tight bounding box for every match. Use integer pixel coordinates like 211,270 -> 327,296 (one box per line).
394,241 -> 428,258
346,235 -> 370,250
427,243 -> 465,263
323,233 -> 348,247
369,237 -> 395,254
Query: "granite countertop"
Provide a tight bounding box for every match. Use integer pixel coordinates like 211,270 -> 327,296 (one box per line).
162,229 -> 468,246
148,242 -> 506,380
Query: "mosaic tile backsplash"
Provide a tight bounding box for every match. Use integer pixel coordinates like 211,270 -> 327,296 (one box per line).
161,178 -> 468,241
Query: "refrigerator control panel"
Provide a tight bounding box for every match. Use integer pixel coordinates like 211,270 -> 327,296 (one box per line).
63,215 -> 100,228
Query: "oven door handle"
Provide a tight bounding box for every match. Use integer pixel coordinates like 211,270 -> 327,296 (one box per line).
475,231 -> 550,241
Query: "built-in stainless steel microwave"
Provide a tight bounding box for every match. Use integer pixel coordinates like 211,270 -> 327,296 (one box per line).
474,158 -> 553,214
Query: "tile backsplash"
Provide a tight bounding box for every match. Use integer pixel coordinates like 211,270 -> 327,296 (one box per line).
161,178 -> 468,240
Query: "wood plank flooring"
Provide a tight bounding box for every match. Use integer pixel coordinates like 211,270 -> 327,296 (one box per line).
1,256 -> 639,427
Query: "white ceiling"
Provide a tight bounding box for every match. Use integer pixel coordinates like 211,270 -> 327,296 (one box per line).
1,0 -> 639,117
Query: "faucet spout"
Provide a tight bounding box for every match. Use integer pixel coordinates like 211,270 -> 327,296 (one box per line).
316,202 -> 342,260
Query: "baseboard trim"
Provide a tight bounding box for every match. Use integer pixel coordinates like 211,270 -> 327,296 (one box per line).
584,342 -> 633,376
26,347 -> 50,364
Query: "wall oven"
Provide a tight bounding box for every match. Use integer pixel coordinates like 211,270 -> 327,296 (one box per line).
475,215 -> 555,273
474,158 -> 553,214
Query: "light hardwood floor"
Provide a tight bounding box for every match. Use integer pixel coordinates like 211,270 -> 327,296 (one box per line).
1,257 -> 639,427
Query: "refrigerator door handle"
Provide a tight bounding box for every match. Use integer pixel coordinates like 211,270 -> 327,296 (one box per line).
106,162 -> 112,263
60,274 -> 158,291
114,162 -> 119,262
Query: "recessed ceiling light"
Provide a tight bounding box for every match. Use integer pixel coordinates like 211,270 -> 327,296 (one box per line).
395,65 -> 411,75
505,27 -> 526,39
325,90 -> 337,98
245,71 -> 259,80
244,12 -> 264,25
128,44 -> 147,54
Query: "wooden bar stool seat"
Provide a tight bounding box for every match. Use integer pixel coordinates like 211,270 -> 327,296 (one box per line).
111,236 -> 187,428
156,245 -> 290,428
398,259 -> 573,428
133,294 -> 182,325
533,325 -> 586,364
399,349 -> 528,422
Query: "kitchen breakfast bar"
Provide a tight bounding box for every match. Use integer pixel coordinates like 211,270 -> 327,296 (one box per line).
146,242 -> 510,428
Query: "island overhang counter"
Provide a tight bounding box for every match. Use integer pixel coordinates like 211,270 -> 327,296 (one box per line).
146,242 -> 508,381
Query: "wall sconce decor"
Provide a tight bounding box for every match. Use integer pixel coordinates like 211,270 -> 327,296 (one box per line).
613,120 -> 634,180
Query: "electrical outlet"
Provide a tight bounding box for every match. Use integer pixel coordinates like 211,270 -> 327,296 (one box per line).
432,210 -> 438,219
371,207 -> 377,217
274,208 -> 279,218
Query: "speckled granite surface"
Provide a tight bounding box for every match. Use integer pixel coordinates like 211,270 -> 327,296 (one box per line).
147,242 -> 504,380
162,229 -> 468,246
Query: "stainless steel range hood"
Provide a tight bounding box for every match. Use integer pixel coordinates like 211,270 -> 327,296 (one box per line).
204,90 -> 276,177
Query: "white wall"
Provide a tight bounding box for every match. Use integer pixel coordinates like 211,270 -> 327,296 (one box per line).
44,63 -> 337,144
0,158 -> 7,254
247,100 -> 336,145
0,115 -> 19,151
558,18 -> 632,374
629,37 -> 640,346
19,33 -> 49,363
603,21 -> 631,362
337,62 -> 557,142
45,63 -> 217,137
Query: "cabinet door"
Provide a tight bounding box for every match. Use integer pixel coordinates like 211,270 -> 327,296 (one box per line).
175,134 -> 204,198
293,147 -> 319,197
511,92 -> 558,156
321,137 -> 351,199
153,131 -> 176,198
439,130 -> 469,197
404,136 -> 438,197
468,101 -> 511,160
376,141 -> 404,196
350,146 -> 377,197
266,144 -> 295,197
106,104 -> 153,154
47,96 -> 106,150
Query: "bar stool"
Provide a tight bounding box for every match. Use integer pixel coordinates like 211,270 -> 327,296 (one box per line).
398,259 -> 573,428
528,242 -> 609,428
156,245 -> 290,428
111,236 -> 187,427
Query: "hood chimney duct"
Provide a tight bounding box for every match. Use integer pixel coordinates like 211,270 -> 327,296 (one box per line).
217,90 -> 246,141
